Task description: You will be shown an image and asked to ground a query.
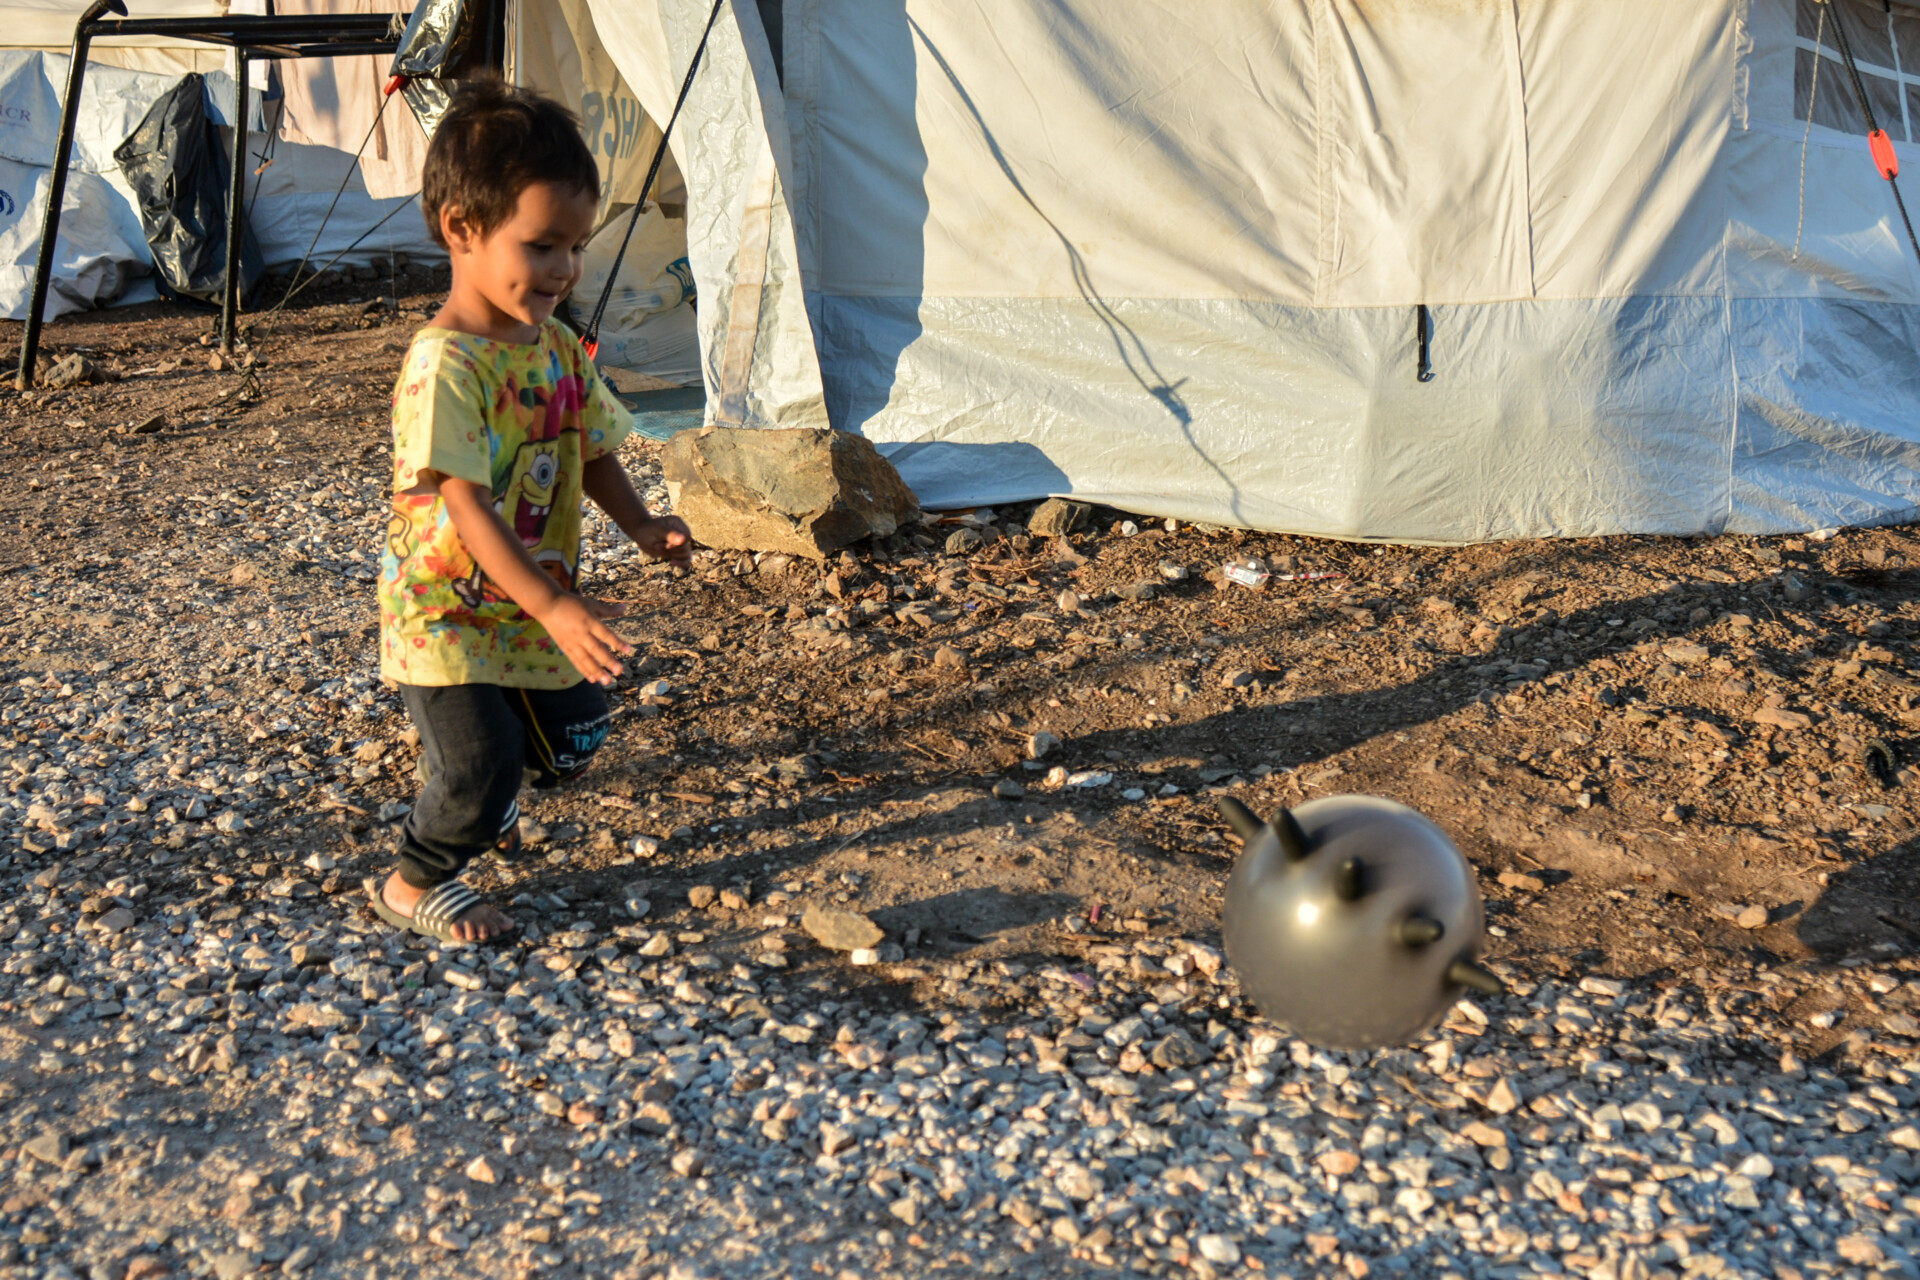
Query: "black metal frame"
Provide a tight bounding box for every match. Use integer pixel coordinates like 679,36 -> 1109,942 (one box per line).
13,0 -> 403,390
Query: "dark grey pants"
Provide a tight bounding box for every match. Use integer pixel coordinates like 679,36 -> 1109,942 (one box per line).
394,682 -> 610,888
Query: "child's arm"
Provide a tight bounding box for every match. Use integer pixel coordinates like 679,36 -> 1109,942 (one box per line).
582,454 -> 695,569
436,474 -> 634,685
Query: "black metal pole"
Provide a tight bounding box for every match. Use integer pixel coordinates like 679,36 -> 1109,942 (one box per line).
16,0 -> 126,392
222,49 -> 249,353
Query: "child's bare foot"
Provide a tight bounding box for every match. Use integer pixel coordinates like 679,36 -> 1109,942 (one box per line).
379,872 -> 514,941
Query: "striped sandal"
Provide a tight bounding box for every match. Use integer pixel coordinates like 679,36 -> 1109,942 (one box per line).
365,877 -> 514,943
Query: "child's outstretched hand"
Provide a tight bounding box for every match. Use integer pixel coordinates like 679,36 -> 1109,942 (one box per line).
633,515 -> 695,568
536,594 -> 634,685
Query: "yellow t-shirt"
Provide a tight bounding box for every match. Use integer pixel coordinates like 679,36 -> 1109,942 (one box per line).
378,320 -> 633,688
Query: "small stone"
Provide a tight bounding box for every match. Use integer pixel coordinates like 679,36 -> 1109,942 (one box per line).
123,1256 -> 169,1280
1158,561 -> 1189,581
566,1101 -> 604,1127
1056,590 -> 1081,613
1196,1236 -> 1242,1266
1734,1153 -> 1774,1180
45,352 -> 102,389
1055,1165 -> 1100,1201
1622,1101 -> 1663,1133
464,1156 -> 498,1184
211,1252 -> 254,1280
1579,976 -> 1626,997
1150,1029 -> 1209,1069
1458,1122 -> 1506,1148
1497,871 -> 1545,892
992,779 -> 1026,800
1752,706 -> 1814,730
1662,642 -> 1709,664
802,905 -> 884,951
849,948 -> 881,966
1887,1125 -> 1920,1150
1027,731 -> 1060,760
288,943 -> 329,969
1028,498 -> 1089,537
22,1131 -> 69,1164
631,834 -> 662,857
1115,580 -> 1157,601
94,906 -> 136,934
1483,1077 -> 1522,1115
670,1149 -> 706,1177
1836,1235 -> 1885,1266
1735,904 -> 1769,929
687,885 -> 718,910
427,1224 -> 468,1251
1318,1150 -> 1362,1177
945,528 -> 983,555
281,1245 -> 318,1275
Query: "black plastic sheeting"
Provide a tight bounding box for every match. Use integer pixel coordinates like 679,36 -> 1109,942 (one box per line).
113,73 -> 263,308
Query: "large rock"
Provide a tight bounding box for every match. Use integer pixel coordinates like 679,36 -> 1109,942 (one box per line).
662,426 -> 918,559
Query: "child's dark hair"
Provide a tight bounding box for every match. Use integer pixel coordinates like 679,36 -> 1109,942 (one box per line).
421,79 -> 599,247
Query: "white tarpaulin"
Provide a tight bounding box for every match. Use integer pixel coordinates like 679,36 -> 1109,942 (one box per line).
579,0 -> 1920,540
0,52 -> 177,318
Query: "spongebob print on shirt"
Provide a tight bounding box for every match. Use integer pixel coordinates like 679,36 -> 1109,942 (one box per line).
379,319 -> 632,690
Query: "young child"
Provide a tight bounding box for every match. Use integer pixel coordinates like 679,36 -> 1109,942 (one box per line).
368,80 -> 692,943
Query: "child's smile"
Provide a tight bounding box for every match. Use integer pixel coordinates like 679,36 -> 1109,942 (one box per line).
437,180 -> 600,344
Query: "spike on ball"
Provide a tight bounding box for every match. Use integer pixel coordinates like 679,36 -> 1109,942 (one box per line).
1396,914 -> 1445,947
1273,807 -> 1311,862
1333,857 -> 1367,901
1218,797 -> 1264,844
1447,958 -> 1506,996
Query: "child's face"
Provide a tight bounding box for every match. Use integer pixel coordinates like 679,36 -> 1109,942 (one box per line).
441,180 -> 599,340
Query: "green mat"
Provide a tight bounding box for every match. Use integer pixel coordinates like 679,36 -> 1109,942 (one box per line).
616,386 -> 706,442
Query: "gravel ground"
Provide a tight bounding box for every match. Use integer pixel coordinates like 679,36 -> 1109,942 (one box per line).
0,289 -> 1917,1280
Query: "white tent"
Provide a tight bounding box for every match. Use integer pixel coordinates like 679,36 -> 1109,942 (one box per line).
0,0 -> 441,320
573,0 -> 1920,541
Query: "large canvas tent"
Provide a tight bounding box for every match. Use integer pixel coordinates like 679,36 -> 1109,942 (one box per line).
566,0 -> 1920,541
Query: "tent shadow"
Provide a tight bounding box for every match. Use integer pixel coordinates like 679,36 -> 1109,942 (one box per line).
1795,831 -> 1920,958
875,439 -> 1071,508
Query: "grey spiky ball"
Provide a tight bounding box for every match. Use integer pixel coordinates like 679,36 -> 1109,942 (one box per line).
1219,795 -> 1501,1049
